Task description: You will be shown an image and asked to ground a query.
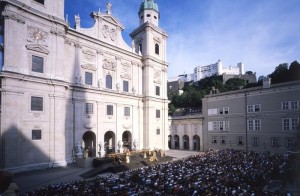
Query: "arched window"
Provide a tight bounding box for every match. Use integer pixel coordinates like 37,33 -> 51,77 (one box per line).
155,44 -> 159,55
139,44 -> 142,53
106,75 -> 112,89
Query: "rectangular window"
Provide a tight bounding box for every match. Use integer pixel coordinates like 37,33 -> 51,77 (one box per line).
254,104 -> 261,112
85,72 -> 93,85
282,118 -> 290,130
271,138 -> 279,147
107,105 -> 113,116
282,101 -> 289,110
156,110 -> 160,118
247,105 -> 254,113
224,107 -> 229,114
247,104 -> 260,112
32,129 -> 41,140
291,101 -> 298,109
212,136 -> 217,144
32,55 -> 44,73
156,129 -> 160,135
208,108 -> 218,115
224,121 -> 230,130
123,80 -> 129,92
247,120 -> 254,131
221,136 -> 226,144
31,96 -> 43,111
237,137 -> 243,145
282,118 -> 299,130
85,103 -> 93,115
218,108 -> 223,114
219,121 -> 224,130
252,137 -> 259,147
124,107 -> 130,117
254,120 -> 261,130
156,86 -> 160,96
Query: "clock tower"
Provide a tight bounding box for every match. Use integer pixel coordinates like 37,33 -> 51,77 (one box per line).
130,0 -> 169,150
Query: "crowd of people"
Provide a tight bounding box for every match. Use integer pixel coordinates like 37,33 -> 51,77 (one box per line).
25,149 -> 290,195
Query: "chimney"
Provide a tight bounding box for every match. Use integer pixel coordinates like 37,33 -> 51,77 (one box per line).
263,77 -> 271,88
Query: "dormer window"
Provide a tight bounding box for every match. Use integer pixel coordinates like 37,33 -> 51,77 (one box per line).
33,0 -> 44,5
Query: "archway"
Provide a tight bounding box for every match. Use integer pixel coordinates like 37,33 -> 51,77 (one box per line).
193,135 -> 200,151
104,131 -> 115,153
82,131 -> 96,157
183,135 -> 189,150
122,131 -> 132,150
174,134 -> 179,149
168,135 -> 172,149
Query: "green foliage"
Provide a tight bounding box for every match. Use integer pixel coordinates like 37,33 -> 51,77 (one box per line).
224,78 -> 245,91
289,60 -> 300,81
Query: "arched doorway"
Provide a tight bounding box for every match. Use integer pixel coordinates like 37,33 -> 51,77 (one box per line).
193,135 -> 200,151
104,131 -> 115,153
174,134 -> 179,149
82,131 -> 96,157
168,135 -> 172,149
183,135 -> 189,150
122,131 -> 132,150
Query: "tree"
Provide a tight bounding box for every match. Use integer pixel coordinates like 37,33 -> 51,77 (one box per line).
289,60 -> 300,81
269,63 -> 289,84
224,78 -> 246,91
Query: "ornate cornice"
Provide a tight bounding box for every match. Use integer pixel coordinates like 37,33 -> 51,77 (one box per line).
2,11 -> 25,24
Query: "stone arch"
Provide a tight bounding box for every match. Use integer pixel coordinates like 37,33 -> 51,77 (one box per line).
174,134 -> 180,149
82,131 -> 96,157
183,135 -> 189,150
122,131 -> 132,150
104,131 -> 115,153
193,135 -> 200,151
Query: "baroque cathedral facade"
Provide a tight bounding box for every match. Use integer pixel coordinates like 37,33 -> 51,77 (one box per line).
0,0 -> 169,171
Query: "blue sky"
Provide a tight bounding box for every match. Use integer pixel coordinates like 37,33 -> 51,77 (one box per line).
65,0 -> 300,78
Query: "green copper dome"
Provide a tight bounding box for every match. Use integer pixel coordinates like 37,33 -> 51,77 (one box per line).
139,0 -> 159,14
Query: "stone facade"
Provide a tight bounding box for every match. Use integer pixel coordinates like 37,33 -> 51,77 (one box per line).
202,80 -> 300,154
0,0 -> 169,171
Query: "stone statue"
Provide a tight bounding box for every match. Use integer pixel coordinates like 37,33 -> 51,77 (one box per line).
99,142 -> 102,151
133,140 -> 138,150
107,2 -> 112,14
75,74 -> 81,84
118,140 -> 123,152
132,86 -> 136,95
75,14 -> 80,30
97,79 -> 103,89
75,141 -> 83,158
116,83 -> 120,92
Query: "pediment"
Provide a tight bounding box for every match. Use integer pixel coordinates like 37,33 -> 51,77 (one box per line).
26,44 -> 50,54
101,14 -> 124,30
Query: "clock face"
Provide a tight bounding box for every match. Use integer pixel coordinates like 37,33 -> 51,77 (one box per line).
28,26 -> 47,45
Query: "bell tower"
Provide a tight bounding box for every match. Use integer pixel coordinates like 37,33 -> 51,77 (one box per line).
130,0 -> 169,150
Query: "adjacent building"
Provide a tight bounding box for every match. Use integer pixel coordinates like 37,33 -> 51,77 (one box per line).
0,0 -> 169,171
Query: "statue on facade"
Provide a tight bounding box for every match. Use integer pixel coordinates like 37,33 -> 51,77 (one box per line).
75,74 -> 81,84
75,14 -> 80,30
116,83 -> 120,92
106,2 -> 112,14
118,140 -> 123,152
133,140 -> 138,150
75,141 -> 83,158
132,86 -> 136,95
97,79 -> 103,89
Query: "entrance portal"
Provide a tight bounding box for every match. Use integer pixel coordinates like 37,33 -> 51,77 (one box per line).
122,131 -> 132,150
168,135 -> 172,149
104,131 -> 115,153
82,131 -> 96,157
174,134 -> 179,149
183,135 -> 189,150
193,135 -> 200,151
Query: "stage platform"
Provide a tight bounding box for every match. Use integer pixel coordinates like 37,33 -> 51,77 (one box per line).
80,152 -> 173,179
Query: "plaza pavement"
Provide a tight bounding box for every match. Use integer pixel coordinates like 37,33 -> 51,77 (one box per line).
12,150 -> 200,194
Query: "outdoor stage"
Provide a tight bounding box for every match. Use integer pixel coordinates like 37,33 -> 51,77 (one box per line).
80,150 -> 173,179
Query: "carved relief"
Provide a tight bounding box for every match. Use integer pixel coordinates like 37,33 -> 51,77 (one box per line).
120,73 -> 132,80
102,58 -> 116,71
26,44 -> 50,54
82,49 -> 96,62
27,26 -> 48,46
153,36 -> 161,43
81,64 -> 97,71
102,25 -> 109,38
110,28 -> 117,41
